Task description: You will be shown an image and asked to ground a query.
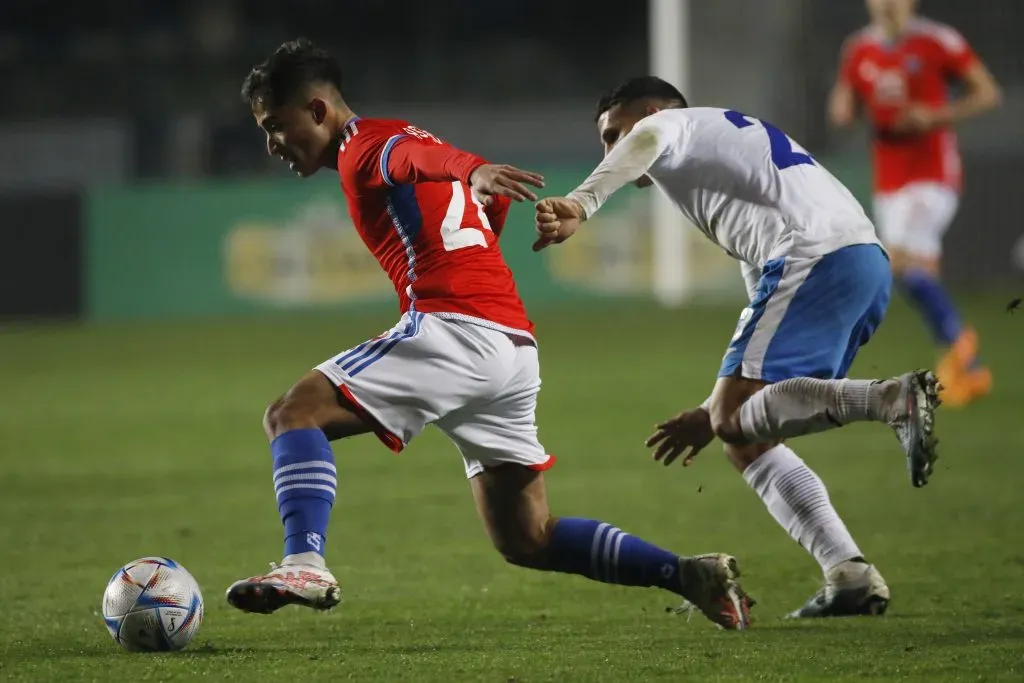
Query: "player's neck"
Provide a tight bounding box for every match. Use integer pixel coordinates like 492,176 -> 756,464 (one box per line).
878,17 -> 911,42
323,108 -> 359,171
338,110 -> 359,130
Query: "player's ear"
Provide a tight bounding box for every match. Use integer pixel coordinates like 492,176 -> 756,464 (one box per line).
310,98 -> 328,125
644,103 -> 663,117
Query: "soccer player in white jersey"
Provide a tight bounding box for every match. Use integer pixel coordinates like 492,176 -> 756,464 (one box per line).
534,77 -> 941,618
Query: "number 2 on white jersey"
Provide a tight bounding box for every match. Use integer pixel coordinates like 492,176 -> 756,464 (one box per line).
440,181 -> 492,251
724,110 -> 815,170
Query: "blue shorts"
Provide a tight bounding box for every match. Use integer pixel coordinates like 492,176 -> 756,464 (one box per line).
719,244 -> 892,382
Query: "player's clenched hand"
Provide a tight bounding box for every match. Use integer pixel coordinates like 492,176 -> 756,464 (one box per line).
532,197 -> 584,252
645,407 -> 715,467
469,164 -> 545,204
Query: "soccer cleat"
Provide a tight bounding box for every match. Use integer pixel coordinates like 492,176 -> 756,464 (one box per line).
936,327 -> 992,408
886,369 -> 941,488
670,553 -> 754,630
225,562 -> 341,614
786,562 -> 890,619
938,366 -> 992,408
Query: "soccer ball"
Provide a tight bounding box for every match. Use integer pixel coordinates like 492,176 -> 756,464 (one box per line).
102,556 -> 204,652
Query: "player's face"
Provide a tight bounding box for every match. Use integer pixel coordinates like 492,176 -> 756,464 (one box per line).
866,0 -> 916,29
597,103 -> 655,188
253,98 -> 333,178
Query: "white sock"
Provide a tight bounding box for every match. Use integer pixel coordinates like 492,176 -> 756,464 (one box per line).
739,377 -> 897,442
283,552 -> 326,569
743,444 -> 862,573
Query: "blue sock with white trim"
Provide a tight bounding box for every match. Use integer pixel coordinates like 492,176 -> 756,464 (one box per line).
900,269 -> 962,346
547,518 -> 683,595
271,428 -> 337,559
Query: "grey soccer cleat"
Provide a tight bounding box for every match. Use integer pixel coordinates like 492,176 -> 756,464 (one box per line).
786,562 -> 890,619
887,370 -> 941,488
669,553 -> 754,630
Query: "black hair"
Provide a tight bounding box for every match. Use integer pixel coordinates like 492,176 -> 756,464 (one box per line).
595,77 -> 688,121
241,38 -> 344,108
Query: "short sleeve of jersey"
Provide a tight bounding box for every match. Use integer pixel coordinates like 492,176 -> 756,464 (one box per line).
932,24 -> 977,79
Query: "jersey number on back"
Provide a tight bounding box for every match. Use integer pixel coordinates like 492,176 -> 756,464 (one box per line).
441,181 -> 493,251
723,110 -> 814,170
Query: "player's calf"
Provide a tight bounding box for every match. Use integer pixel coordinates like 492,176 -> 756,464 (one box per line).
228,372 -> 376,615
472,465 -> 752,629
738,442 -> 871,575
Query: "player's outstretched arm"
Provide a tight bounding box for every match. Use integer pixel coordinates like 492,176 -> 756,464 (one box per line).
533,115 -> 675,251
565,117 -> 673,219
384,137 -> 544,203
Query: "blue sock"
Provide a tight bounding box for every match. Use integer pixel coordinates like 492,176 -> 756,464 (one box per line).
547,518 -> 684,595
900,269 -> 963,346
271,428 -> 337,558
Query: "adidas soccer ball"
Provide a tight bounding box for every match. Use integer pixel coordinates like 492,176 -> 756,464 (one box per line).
102,556 -> 204,652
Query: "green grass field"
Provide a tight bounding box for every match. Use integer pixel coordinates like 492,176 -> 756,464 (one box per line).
2,296 -> 1023,682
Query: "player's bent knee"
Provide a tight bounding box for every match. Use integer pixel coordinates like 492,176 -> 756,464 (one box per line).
263,396 -> 316,438
262,400 -> 283,440
263,371 -> 369,441
887,248 -> 908,275
264,374 -> 334,438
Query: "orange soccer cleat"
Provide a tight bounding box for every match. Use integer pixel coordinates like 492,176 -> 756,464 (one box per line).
936,327 -> 992,408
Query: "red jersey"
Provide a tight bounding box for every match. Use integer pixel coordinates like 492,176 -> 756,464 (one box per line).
839,18 -> 978,193
336,117 -> 534,340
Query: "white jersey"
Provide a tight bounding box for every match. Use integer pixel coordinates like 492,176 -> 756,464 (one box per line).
567,107 -> 881,268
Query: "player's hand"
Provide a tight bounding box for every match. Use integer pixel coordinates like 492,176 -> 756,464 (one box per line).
469,164 -> 545,205
893,104 -> 942,134
533,197 -> 585,252
645,407 -> 715,467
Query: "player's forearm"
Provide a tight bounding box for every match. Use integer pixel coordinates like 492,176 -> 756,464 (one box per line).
828,83 -> 857,128
566,126 -> 667,219
387,143 -> 487,185
939,87 -> 1002,125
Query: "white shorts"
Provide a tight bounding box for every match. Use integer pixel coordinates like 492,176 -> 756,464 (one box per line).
314,311 -> 554,479
873,182 -> 959,260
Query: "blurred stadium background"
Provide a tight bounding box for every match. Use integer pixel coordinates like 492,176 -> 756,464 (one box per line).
2,1 -> 1023,680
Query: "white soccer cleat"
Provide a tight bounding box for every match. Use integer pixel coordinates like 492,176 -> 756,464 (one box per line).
786,562 -> 890,618
670,553 -> 754,630
885,370 -> 941,488
225,562 -> 341,614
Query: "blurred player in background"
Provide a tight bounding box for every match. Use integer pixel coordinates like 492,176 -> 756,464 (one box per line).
534,77 -> 941,618
829,0 -> 1002,407
224,39 -> 752,630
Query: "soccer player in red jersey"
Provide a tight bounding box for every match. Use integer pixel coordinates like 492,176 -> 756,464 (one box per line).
223,39 -> 752,629
829,0 -> 1002,406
